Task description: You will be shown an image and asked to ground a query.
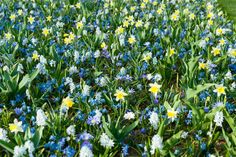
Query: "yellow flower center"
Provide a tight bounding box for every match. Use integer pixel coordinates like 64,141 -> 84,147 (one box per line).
63,98 -> 74,108
216,87 -> 225,94
128,37 -> 136,44
150,86 -> 159,94
167,110 -> 177,118
32,53 -> 39,61
9,124 -> 17,131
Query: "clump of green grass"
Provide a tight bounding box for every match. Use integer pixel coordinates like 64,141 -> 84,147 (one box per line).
218,0 -> 236,22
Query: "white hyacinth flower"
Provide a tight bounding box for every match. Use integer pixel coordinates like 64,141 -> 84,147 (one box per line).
66,125 -> 76,136
0,128 -> 9,142
36,109 -> 47,126
100,133 -> 114,148
150,134 -> 163,155
80,145 -> 94,157
214,111 -> 224,127
124,112 -> 135,120
149,112 -> 159,130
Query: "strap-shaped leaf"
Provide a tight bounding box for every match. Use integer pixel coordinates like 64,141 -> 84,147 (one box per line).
0,140 -> 15,154
185,83 -> 216,100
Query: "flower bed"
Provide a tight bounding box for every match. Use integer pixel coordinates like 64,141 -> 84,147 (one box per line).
0,0 -> 235,156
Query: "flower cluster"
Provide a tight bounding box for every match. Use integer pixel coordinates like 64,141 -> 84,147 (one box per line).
0,0 -> 235,156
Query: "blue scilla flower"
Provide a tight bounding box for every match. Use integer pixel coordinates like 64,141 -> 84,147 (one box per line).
75,111 -> 85,121
185,119 -> 191,125
226,102 -> 236,113
195,134 -> 201,141
22,123 -> 28,131
204,107 -> 209,113
81,141 -> 93,149
200,142 -> 206,150
44,141 -> 58,151
63,146 -> 76,157
49,135 -> 56,141
122,144 -> 129,156
14,107 -> 22,115
229,64 -> 236,74
141,62 -> 148,71
140,128 -> 146,134
21,102 -> 27,111
80,132 -> 93,141
199,91 -> 209,101
58,138 -> 66,150
88,98 -> 97,106
101,108 -> 107,113
10,100 -> 16,106
187,110 -> 192,119
30,127 -> 35,134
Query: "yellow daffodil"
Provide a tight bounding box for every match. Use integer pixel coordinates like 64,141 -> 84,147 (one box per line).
114,89 -> 128,101
142,53 -> 152,62
28,15 -> 35,24
62,97 -> 74,108
5,32 -> 12,40
69,32 -> 75,40
169,48 -> 175,56
153,1 -> 158,5
76,21 -> 84,29
75,2 -> 81,8
101,42 -> 106,49
189,13 -> 195,20
115,26 -> 124,35
9,119 -> 23,134
10,14 -> 16,21
213,85 -> 226,97
135,20 -> 143,28
156,8 -> 163,15
140,3 -> 146,9
219,39 -> 225,46
149,83 -> 161,97
64,32 -> 75,45
123,20 -> 129,27
216,28 -> 225,36
32,53 -> 39,61
42,28 -> 50,37
167,109 -> 177,121
18,9 -> 23,16
199,62 -> 207,70
64,37 -> 72,45
228,49 -> 236,58
208,20 -> 213,26
128,36 -> 136,44
170,12 -> 179,21
130,6 -> 136,12
46,16 -> 52,22
183,9 -> 189,15
211,47 -> 220,56
207,3 -> 213,11
207,12 -> 214,19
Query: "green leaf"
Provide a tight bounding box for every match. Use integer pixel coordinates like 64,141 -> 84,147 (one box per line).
102,117 -> 115,139
222,128 -> 231,147
0,140 -> 14,154
164,101 -> 171,110
158,120 -> 165,136
19,70 -> 39,90
185,83 -> 216,100
18,74 -> 30,90
32,126 -> 44,147
164,131 -> 183,150
121,120 -> 139,138
223,109 -> 236,133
